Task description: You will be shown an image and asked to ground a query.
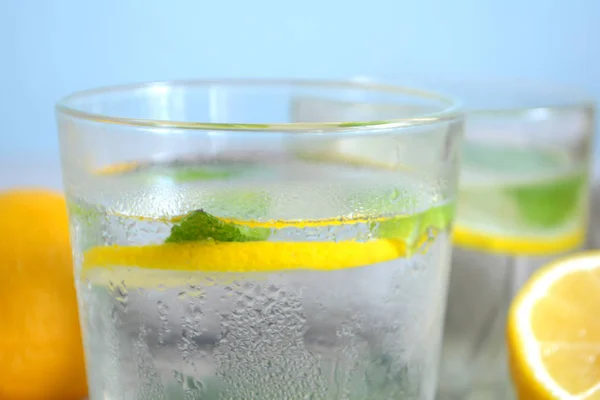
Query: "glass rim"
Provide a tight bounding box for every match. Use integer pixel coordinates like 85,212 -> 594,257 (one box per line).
470,101 -> 596,119
55,78 -> 463,133
467,81 -> 596,117
351,75 -> 596,116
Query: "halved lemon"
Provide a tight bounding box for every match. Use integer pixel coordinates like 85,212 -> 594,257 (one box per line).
507,252 -> 600,399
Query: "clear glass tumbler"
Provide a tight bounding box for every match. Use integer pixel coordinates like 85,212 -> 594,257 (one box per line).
436,81 -> 595,399
56,79 -> 463,400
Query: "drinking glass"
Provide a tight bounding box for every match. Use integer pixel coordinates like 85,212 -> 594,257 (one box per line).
56,79 -> 463,400
436,81 -> 595,399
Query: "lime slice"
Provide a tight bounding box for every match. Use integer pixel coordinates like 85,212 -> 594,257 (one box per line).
374,203 -> 454,253
221,201 -> 454,245
508,172 -> 586,229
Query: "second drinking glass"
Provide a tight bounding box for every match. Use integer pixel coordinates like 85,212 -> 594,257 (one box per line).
438,81 -> 595,399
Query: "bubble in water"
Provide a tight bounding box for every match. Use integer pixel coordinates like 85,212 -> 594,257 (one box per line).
133,339 -> 166,400
212,279 -> 327,399
113,282 -> 129,312
157,300 -> 170,345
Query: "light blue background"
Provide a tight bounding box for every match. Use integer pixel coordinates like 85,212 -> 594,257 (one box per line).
1,0 -> 598,161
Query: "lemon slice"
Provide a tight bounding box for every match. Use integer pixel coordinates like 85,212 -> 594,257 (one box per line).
81,239 -> 408,288
83,239 -> 407,274
507,252 -> 600,399
452,225 -> 585,256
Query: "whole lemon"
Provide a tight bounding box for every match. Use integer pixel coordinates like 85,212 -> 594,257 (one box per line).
0,189 -> 87,399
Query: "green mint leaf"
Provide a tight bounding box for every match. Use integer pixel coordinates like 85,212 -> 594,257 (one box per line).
166,209 -> 270,243
509,172 -> 586,228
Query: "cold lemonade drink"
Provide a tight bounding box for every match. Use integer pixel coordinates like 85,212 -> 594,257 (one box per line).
439,141 -> 590,399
